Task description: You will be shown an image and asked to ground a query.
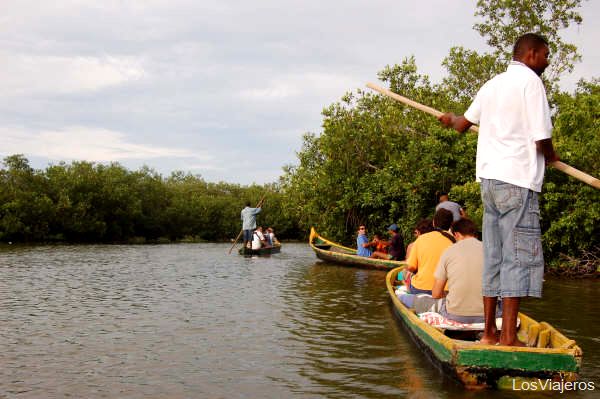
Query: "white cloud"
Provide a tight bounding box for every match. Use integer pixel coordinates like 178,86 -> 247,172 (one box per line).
0,0 -> 598,184
186,163 -> 225,172
1,126 -> 210,162
239,72 -> 358,101
0,53 -> 146,96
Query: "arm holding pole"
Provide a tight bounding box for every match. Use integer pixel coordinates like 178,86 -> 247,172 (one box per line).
366,82 -> 600,190
228,195 -> 267,254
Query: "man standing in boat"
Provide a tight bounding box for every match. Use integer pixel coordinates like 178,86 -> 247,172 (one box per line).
241,200 -> 263,249
438,33 -> 559,346
436,192 -> 465,222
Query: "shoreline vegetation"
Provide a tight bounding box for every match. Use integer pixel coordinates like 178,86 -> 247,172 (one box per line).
0,153 -> 597,277
1,3 -> 598,277
0,154 -> 302,245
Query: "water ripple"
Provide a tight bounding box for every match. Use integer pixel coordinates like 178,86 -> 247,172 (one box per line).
1,244 -> 598,398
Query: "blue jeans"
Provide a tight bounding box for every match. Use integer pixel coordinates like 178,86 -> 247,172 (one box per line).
243,229 -> 253,242
407,276 -> 433,295
480,179 -> 544,298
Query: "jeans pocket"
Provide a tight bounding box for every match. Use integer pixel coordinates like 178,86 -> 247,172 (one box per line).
514,227 -> 543,267
517,190 -> 541,229
494,181 -> 523,214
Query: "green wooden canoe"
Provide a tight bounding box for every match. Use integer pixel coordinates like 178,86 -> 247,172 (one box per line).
386,266 -> 582,390
309,227 -> 406,270
238,244 -> 281,256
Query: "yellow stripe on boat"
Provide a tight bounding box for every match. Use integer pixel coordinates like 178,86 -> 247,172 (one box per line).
385,267 -> 582,389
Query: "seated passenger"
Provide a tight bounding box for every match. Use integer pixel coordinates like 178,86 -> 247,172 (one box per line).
372,224 -> 405,260
356,225 -> 372,257
367,233 -> 388,254
402,218 -> 489,322
402,209 -> 454,295
405,218 -> 433,260
431,218 -> 485,323
266,227 -> 279,246
252,226 -> 269,250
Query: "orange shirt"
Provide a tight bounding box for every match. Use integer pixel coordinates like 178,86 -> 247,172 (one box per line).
406,231 -> 453,291
375,241 -> 388,252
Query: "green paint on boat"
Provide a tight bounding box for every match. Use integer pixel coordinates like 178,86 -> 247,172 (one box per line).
457,349 -> 579,372
394,305 -> 453,362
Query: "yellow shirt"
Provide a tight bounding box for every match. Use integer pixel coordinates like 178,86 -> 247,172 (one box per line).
407,231 -> 453,291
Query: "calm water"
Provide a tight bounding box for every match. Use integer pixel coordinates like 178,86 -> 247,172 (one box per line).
0,243 -> 598,398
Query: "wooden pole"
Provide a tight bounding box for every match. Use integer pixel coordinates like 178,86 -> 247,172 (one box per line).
366,82 -> 600,190
228,230 -> 244,255
228,195 -> 266,254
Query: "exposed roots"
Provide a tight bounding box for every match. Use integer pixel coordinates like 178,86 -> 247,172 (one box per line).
547,247 -> 600,278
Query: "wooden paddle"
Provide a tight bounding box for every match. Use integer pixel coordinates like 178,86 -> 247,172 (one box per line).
366,82 -> 600,190
228,195 -> 266,254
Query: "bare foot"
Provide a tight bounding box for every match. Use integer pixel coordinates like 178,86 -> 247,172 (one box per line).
499,338 -> 526,347
478,335 -> 499,345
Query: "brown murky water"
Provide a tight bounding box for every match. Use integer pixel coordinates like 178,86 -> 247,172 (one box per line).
0,243 -> 597,398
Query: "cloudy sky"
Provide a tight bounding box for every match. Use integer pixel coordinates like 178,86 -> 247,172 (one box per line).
1,1 -> 598,184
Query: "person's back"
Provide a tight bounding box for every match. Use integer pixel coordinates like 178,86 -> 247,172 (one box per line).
405,208 -> 454,293
435,237 -> 484,317
436,201 -> 462,222
252,228 -> 265,250
437,33 -> 559,345
469,62 -> 550,191
389,231 -> 405,260
265,233 -> 273,246
241,206 -> 261,230
241,203 -> 262,248
407,231 -> 453,291
269,231 -> 279,246
405,218 -> 433,260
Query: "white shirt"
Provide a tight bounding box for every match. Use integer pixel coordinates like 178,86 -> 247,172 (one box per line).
464,61 -> 552,192
252,231 -> 265,250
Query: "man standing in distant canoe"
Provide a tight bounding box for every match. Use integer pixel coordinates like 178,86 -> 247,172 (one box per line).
241,201 -> 262,249
436,192 -> 465,222
438,33 -> 559,346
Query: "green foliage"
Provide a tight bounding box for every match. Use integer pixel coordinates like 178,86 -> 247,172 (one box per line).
280,0 -> 597,265
2,0 -> 595,269
441,47 -> 505,107
281,59 -> 478,245
0,156 -> 297,243
540,80 -> 600,261
473,0 -> 583,88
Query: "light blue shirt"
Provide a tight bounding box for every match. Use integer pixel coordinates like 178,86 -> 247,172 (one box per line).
241,206 -> 262,230
356,234 -> 372,257
436,201 -> 462,222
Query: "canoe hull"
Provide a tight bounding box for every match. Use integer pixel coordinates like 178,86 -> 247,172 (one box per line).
239,244 -> 281,256
309,227 -> 406,270
386,267 -> 582,389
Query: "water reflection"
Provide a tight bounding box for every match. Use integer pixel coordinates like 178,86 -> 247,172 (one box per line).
0,244 -> 597,398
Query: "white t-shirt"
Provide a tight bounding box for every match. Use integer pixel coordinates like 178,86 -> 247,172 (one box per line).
252,231 -> 265,250
464,61 -> 552,192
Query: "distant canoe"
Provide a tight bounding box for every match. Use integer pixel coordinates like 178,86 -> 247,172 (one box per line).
239,244 -> 281,256
385,266 -> 582,390
309,227 -> 406,270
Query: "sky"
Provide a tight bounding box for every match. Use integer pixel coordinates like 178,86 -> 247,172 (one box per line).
1,0 -> 598,185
